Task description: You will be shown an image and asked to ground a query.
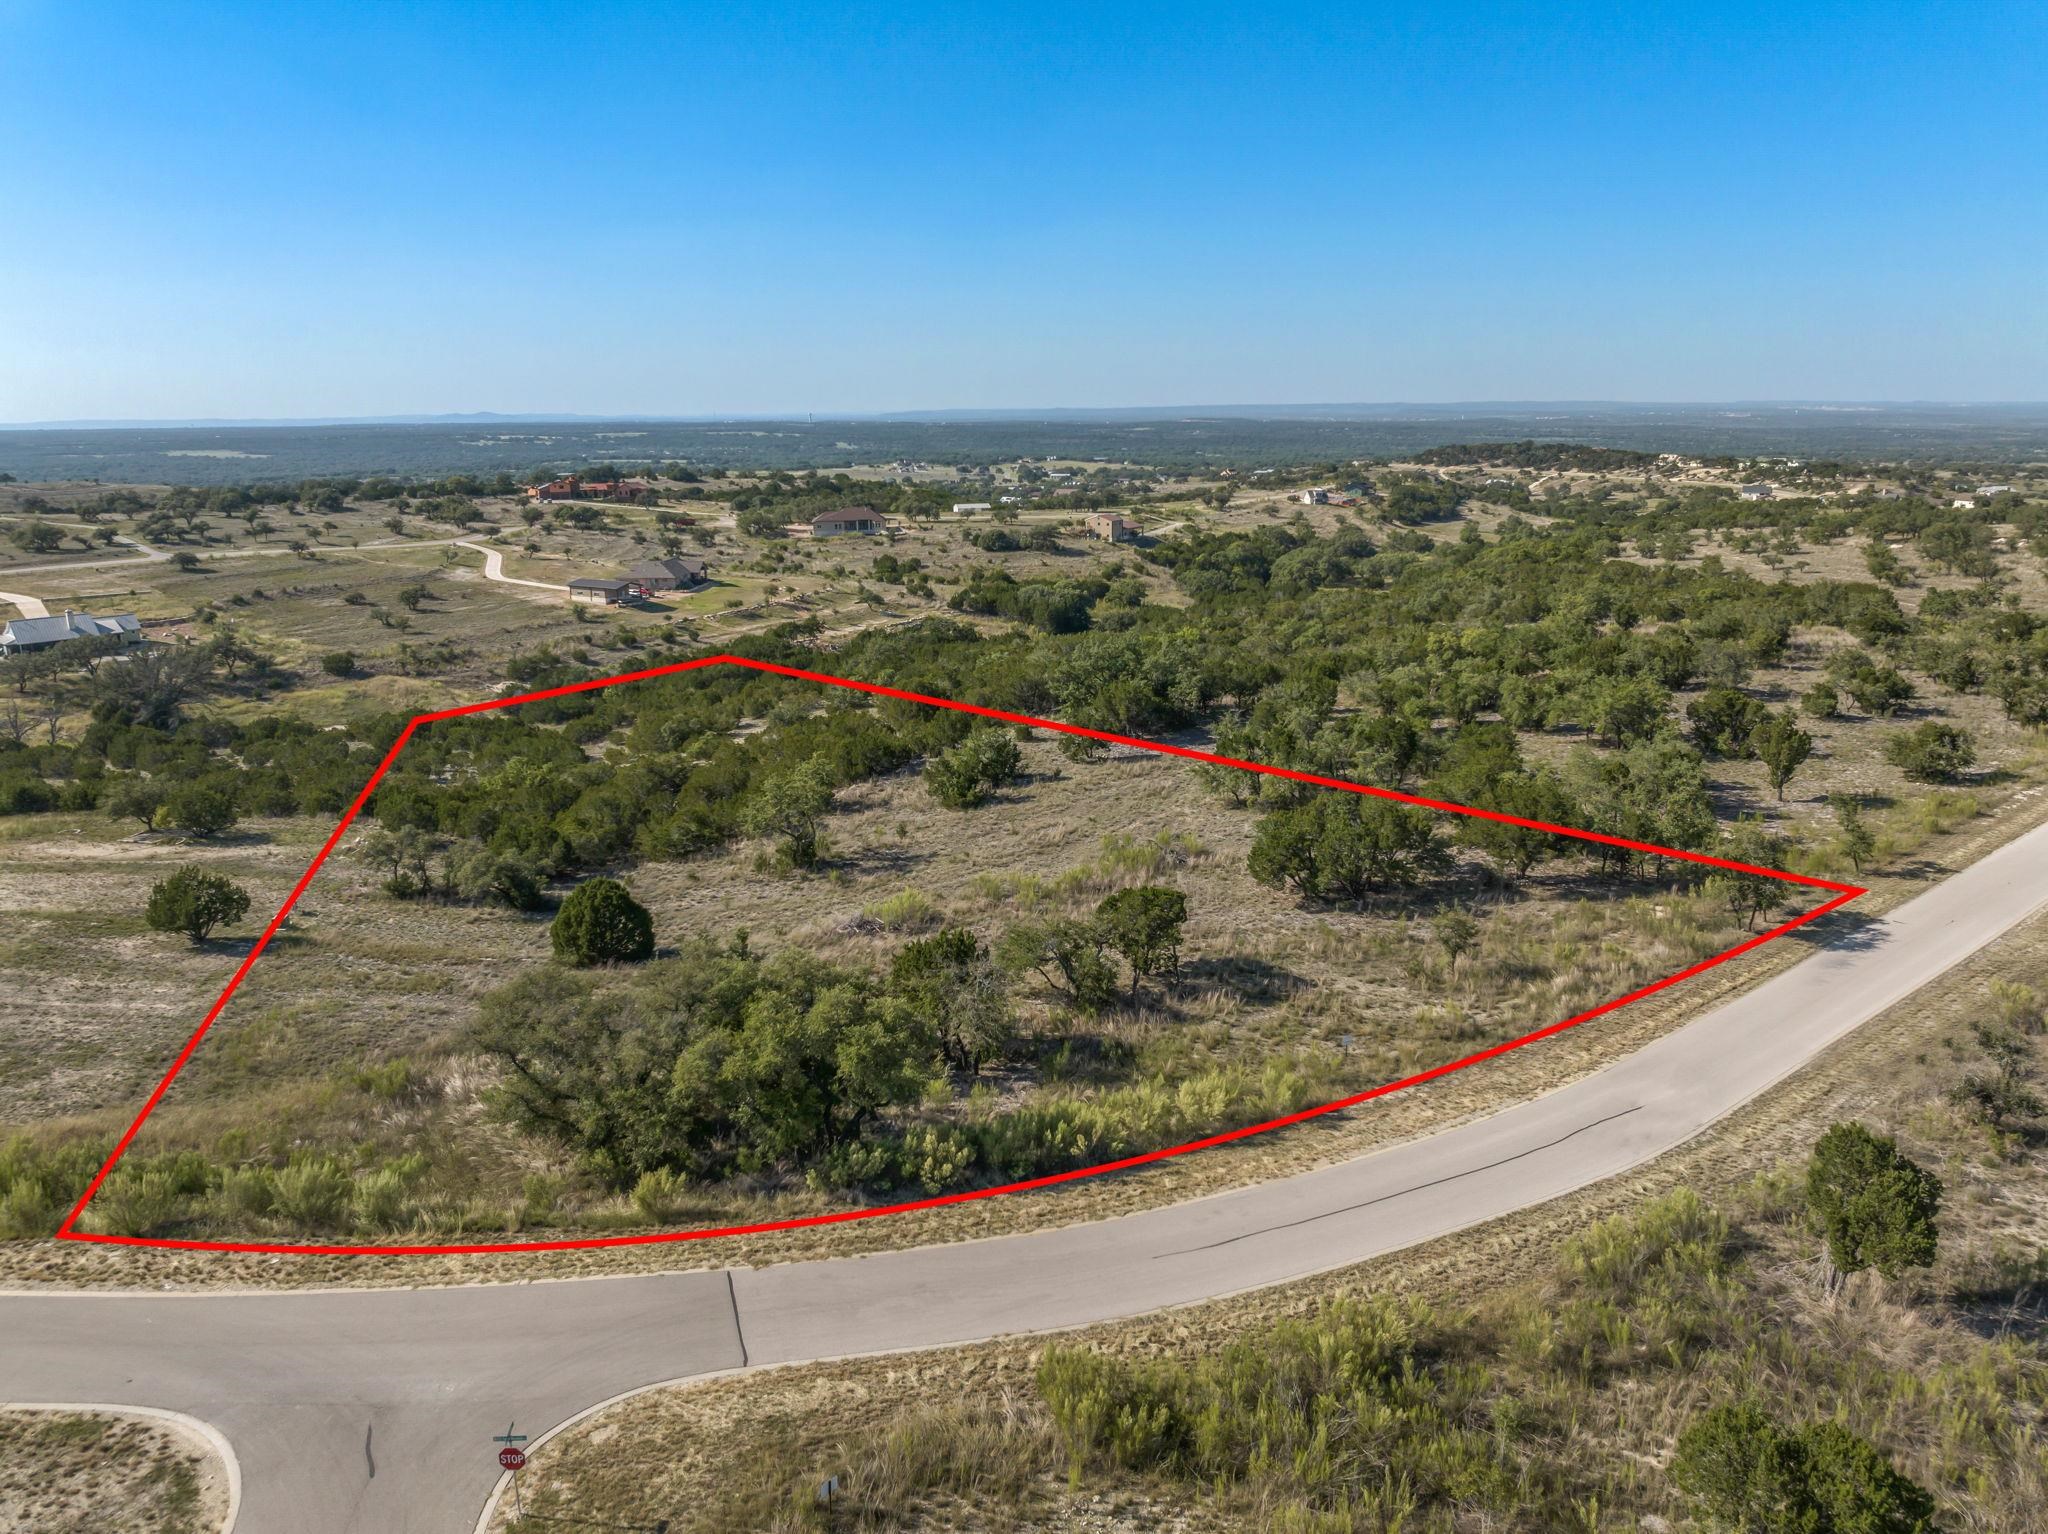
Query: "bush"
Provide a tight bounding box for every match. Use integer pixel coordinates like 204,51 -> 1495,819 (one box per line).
270,1158 -> 352,1228
321,651 -> 357,676
863,888 -> 940,931
550,877 -> 655,966
1801,681 -> 1840,718
0,771 -> 57,816
631,1167 -> 689,1221
1884,722 -> 1975,783
1806,1121 -> 1942,1279
924,726 -> 1023,809
162,777 -> 240,837
1688,685 -> 1768,757
1672,1402 -> 1936,1534
1248,793 -> 1450,904
145,867 -> 251,943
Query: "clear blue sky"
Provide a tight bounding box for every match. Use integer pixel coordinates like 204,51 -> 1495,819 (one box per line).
2,0 -> 2043,420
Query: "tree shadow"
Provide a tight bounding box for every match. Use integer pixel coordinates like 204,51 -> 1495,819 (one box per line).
1781,905 -> 1889,953
1177,954 -> 1310,1003
830,843 -> 939,878
1948,1261 -> 2048,1344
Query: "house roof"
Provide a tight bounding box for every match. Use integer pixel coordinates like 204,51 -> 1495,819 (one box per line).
815,506 -> 878,523
629,556 -> 708,580
0,611 -> 140,646
567,577 -> 631,592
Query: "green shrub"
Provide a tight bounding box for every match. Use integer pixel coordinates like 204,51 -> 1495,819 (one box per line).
864,888 -> 940,931
145,867 -> 251,943
631,1167 -> 688,1221
270,1157 -> 352,1228
0,771 -> 57,815
924,725 -> 1023,809
88,1170 -> 190,1237
551,877 -> 655,966
1884,722 -> 1976,784
1672,1402 -> 1936,1534
1806,1122 -> 1942,1279
216,1165 -> 277,1221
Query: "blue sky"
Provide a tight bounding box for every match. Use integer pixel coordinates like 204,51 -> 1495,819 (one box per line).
1,0 -> 2043,419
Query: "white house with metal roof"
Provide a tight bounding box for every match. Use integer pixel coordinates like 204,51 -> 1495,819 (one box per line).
0,610 -> 143,655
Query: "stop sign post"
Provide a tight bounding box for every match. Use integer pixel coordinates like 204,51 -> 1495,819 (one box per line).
492,1421 -> 530,1516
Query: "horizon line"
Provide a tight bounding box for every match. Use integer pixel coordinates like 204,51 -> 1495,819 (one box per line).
8,399 -> 2048,432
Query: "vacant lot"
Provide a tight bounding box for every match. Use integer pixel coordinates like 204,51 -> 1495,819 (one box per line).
3,675 -> 2044,1286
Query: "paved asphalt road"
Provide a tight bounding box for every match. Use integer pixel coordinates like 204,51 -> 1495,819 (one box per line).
10,816 -> 2048,1532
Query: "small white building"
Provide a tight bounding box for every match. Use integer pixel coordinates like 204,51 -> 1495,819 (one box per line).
951,502 -> 992,515
1300,488 -> 1330,505
1951,497 -> 1979,510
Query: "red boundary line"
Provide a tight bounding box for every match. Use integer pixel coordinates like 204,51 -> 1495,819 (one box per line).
54,654 -> 1864,1257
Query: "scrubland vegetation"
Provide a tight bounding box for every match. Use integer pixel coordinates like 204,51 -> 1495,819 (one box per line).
3,454 -> 2047,1253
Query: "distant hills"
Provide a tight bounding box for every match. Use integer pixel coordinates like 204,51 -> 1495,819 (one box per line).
2,404 -> 2044,486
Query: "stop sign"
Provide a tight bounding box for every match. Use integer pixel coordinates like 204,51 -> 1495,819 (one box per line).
499,1446 -> 526,1471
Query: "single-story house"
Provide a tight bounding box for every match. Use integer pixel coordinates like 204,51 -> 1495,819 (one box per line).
0,610 -> 143,655
626,556 -> 710,592
1952,497 -> 1979,510
1977,484 -> 2013,495
567,577 -> 637,606
1086,512 -> 1139,543
1738,483 -> 1774,501
952,502 -> 992,515
788,506 -> 885,539
1299,488 -> 1330,505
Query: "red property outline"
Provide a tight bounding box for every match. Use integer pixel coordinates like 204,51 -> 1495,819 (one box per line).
56,654 -> 1865,1256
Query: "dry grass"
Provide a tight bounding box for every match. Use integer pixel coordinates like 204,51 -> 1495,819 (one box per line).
4,724 -> 2045,1288
0,1409 -> 228,1534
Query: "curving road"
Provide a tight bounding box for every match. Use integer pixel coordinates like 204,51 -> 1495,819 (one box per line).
8,817 -> 2048,1533
452,540 -> 569,592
